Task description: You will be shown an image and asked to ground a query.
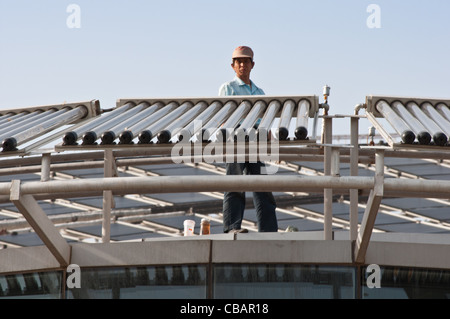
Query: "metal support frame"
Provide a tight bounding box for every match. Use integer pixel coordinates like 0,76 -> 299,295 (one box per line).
9,180 -> 71,266
349,117 -> 359,241
354,149 -> 384,263
102,149 -> 116,243
41,153 -> 51,182
323,116 -> 333,240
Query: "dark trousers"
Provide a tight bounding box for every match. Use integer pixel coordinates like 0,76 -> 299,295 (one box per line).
222,162 -> 278,232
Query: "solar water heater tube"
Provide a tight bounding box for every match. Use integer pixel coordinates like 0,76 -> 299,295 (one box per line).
376,100 -> 416,144
118,102 -> 174,144
82,103 -> 139,145
0,112 -> 15,126
0,111 -> 39,133
63,102 -> 134,145
2,106 -> 88,151
406,102 -> 448,146
276,100 -> 295,141
138,102 -> 193,144
177,101 -> 223,142
234,100 -> 266,142
194,101 -> 237,142
0,109 -> 58,151
437,103 -> 450,122
0,111 -> 43,138
391,101 -> 431,145
421,102 -> 450,138
295,100 -> 310,140
157,101 -> 207,143
256,100 -> 281,141
216,101 -> 251,142
100,102 -> 150,144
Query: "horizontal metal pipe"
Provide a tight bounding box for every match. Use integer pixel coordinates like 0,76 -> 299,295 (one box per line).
0,208 -> 154,231
4,174 -> 449,197
0,151 -> 376,177
3,175 -> 375,196
384,178 -> 450,194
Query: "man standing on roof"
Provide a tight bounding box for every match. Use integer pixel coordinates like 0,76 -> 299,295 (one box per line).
218,46 -> 278,233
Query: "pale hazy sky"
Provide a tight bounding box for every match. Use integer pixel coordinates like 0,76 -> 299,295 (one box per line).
1,0 -> 449,135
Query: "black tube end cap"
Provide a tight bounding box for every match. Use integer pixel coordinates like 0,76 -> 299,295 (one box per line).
101,131 -> 116,145
294,126 -> 308,140
138,130 -> 153,144
433,132 -> 448,146
401,130 -> 415,144
2,137 -> 17,152
277,127 -> 289,141
82,131 -> 98,145
63,131 -> 78,145
417,131 -> 431,145
119,131 -> 134,144
157,130 -> 171,144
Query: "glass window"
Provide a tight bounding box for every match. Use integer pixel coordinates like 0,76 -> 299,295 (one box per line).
0,271 -> 62,299
213,264 -> 356,299
66,265 -> 208,299
362,266 -> 450,299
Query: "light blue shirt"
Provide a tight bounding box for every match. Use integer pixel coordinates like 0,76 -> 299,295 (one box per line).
218,76 -> 265,96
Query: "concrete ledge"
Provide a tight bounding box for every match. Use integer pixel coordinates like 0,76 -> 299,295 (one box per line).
70,240 -> 211,267
0,245 -> 60,274
365,241 -> 450,269
212,239 -> 353,264
2,233 -> 450,275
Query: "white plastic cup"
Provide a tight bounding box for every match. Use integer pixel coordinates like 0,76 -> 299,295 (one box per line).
183,219 -> 195,236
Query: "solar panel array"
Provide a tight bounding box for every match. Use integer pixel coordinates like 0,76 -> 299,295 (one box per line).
365,95 -> 450,148
0,101 -> 100,154
48,96 -> 320,150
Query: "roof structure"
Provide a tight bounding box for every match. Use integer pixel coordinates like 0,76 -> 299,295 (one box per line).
0,94 -> 449,274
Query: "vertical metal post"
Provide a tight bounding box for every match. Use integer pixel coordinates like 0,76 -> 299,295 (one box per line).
331,147 -> 340,177
102,149 -> 114,243
323,116 -> 333,240
41,153 -> 51,182
350,117 -> 359,241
